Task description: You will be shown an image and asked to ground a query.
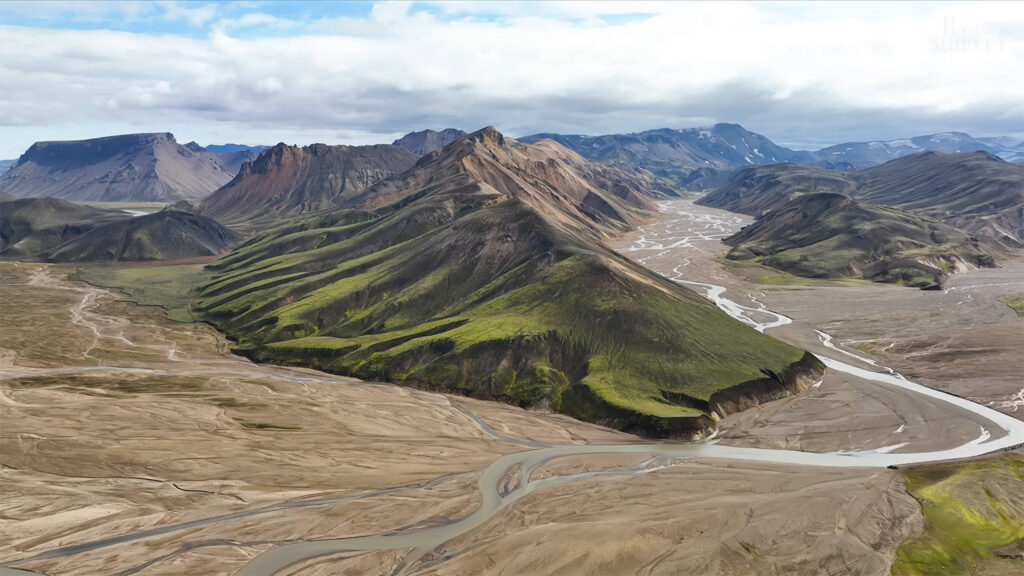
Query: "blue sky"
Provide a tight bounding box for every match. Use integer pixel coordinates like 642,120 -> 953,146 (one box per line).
1,1 -> 1021,158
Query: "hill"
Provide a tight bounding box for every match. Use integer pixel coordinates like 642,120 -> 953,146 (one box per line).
0,196 -> 127,258
200,143 -> 419,225
852,151 -> 1024,245
520,124 -> 824,190
723,193 -> 994,288
193,127 -> 820,438
392,128 -> 467,155
700,151 -> 1024,247
693,164 -> 856,216
46,210 -> 237,262
0,133 -> 238,202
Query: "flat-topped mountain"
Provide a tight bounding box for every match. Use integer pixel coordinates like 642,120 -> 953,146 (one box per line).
723,192 -> 993,288
700,151 -> 1024,247
392,128 -> 467,155
0,133 -> 239,203
195,127 -> 819,438
200,143 -> 420,224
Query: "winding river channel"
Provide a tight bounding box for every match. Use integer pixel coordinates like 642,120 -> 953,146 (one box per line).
3,200 -> 1023,576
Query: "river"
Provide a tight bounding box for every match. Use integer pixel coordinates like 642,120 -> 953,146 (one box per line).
3,200 -> 1022,576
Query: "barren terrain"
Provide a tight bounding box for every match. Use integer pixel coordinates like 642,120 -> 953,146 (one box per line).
1,199 -> 1021,575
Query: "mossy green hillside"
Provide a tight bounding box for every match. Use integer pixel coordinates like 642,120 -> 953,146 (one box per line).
195,186 -> 810,436
724,193 -> 994,288
893,456 -> 1024,576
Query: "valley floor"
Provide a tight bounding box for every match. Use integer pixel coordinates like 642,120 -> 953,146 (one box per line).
1,200 -> 1021,575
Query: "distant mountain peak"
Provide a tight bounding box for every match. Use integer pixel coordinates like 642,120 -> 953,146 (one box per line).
392,128 -> 467,155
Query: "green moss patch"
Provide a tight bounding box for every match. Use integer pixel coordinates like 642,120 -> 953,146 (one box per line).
997,294 -> 1024,317
893,456 -> 1024,576
74,263 -> 213,322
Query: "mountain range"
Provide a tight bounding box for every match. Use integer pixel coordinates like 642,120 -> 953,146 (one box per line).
819,132 -> 1024,168
193,127 -> 819,438
3,126 -> 1019,204
700,151 -> 1024,249
521,125 -> 1024,190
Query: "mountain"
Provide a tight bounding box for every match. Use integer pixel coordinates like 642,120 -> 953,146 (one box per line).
205,143 -> 269,155
0,196 -> 127,258
200,143 -> 420,225
852,151 -> 1024,244
723,192 -> 994,288
818,132 -> 1024,168
520,124 -> 823,190
392,128 -> 467,155
693,163 -> 856,216
700,151 -> 1024,248
0,133 -> 237,202
0,159 -> 14,174
45,210 -> 236,262
203,143 -> 269,175
193,127 -> 820,439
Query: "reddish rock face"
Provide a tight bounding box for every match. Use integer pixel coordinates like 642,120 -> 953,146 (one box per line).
200,143 -> 419,224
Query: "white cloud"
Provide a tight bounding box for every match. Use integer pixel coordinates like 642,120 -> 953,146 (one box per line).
0,1 -> 1022,157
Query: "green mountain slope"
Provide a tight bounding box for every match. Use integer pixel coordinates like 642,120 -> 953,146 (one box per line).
723,193 -> 994,288
195,128 -> 819,438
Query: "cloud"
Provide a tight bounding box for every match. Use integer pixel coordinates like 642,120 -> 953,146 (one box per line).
0,1 -> 1022,157
159,1 -> 219,27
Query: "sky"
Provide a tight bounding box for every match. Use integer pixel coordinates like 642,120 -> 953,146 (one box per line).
0,0 -> 1022,158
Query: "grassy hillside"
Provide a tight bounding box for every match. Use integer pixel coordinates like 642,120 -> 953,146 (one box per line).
893,456 -> 1024,576
194,128 -> 818,437
75,263 -> 214,322
723,193 -> 994,288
